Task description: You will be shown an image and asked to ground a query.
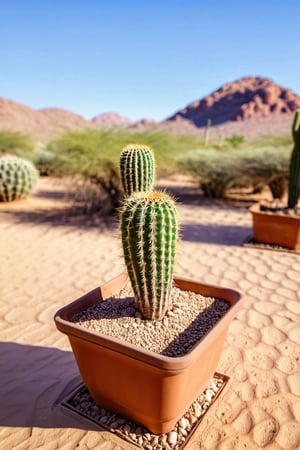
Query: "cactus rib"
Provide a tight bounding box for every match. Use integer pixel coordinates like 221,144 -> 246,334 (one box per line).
120,191 -> 178,320
120,144 -> 155,196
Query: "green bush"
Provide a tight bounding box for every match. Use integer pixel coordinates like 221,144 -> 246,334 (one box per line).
179,148 -> 245,198
41,128 -> 292,207
0,131 -> 33,157
43,129 -> 202,213
179,144 -> 290,200
239,146 -> 289,199
222,135 -> 245,148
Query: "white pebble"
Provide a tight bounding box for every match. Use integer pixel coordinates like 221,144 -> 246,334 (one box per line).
179,427 -> 188,436
168,431 -> 178,445
178,417 -> 188,429
205,389 -> 214,402
193,403 -> 202,417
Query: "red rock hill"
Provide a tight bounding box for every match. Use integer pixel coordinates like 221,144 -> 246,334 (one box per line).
166,76 -> 300,127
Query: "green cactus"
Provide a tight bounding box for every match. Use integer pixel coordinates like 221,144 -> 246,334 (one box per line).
120,144 -> 155,196
0,155 -> 39,202
120,191 -> 178,320
288,109 -> 300,209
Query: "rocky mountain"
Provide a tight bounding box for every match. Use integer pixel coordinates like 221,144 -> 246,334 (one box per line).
91,112 -> 132,126
1,76 -> 299,141
166,76 -> 300,127
0,98 -> 96,140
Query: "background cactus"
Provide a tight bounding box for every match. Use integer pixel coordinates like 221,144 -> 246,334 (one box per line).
120,191 -> 178,320
288,109 -> 300,209
120,144 -> 155,196
0,155 -> 38,202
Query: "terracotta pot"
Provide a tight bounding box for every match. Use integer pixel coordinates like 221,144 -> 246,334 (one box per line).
54,273 -> 243,434
250,202 -> 300,250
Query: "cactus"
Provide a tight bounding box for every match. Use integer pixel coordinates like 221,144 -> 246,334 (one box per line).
120,191 -> 178,320
120,144 -> 155,196
204,118 -> 211,147
0,155 -> 38,202
288,109 -> 300,209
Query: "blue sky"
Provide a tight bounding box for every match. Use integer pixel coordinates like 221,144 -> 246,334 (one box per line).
1,1 -> 299,121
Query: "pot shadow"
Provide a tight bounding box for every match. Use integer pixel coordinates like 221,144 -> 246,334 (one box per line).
180,222 -> 252,245
0,342 -> 100,430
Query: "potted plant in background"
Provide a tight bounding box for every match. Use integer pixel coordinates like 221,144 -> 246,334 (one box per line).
250,109 -> 300,250
54,144 -> 243,434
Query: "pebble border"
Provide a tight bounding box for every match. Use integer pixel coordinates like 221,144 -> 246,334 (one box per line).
242,235 -> 300,254
61,373 -> 228,449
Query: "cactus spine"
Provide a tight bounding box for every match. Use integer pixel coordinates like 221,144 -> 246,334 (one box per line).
0,155 -> 38,202
120,144 -> 155,196
120,191 -> 178,320
288,109 -> 300,209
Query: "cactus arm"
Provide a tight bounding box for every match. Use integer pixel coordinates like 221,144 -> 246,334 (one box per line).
292,109 -> 300,143
120,144 -> 155,196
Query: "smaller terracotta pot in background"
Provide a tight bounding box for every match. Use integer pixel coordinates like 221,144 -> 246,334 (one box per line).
250,202 -> 300,250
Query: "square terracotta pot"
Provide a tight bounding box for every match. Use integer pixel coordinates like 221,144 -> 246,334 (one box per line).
54,273 -> 243,434
250,202 -> 300,250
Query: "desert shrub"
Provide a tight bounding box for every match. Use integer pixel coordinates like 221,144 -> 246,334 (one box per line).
252,134 -> 292,149
44,129 -> 202,213
126,129 -> 203,176
239,146 -> 289,199
220,135 -> 245,148
179,148 -> 246,198
33,147 -> 56,176
179,144 -> 290,200
0,131 -> 33,157
45,132 -> 122,213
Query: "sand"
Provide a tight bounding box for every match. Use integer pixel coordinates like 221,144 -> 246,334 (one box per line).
0,177 -> 299,449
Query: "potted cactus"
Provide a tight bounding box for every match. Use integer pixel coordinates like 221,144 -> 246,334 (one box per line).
54,144 -> 243,434
0,155 -> 38,202
250,109 -> 300,250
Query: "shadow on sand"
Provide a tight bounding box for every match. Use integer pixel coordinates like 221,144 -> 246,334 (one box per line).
0,178 -> 252,244
0,342 -> 100,430
181,223 -> 251,245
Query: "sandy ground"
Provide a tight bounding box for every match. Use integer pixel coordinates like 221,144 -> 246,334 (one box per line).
0,178 -> 300,450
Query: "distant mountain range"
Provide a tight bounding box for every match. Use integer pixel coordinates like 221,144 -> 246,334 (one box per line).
1,76 -> 299,141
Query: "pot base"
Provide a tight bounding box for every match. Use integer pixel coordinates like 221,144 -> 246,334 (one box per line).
243,235 -> 300,254
60,372 -> 229,449
249,202 -> 300,250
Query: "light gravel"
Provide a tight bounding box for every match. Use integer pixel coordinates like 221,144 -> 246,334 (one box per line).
73,283 -> 229,357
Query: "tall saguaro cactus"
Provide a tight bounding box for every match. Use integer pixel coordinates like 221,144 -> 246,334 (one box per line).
120,144 -> 155,196
120,191 -> 178,320
288,109 -> 300,209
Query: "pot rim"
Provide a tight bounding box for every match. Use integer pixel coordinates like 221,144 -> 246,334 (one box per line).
54,273 -> 243,372
249,202 -> 300,221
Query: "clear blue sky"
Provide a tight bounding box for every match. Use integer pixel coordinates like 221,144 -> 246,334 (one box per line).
1,1 -> 299,122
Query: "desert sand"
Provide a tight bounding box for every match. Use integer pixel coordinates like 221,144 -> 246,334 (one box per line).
0,177 -> 300,449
